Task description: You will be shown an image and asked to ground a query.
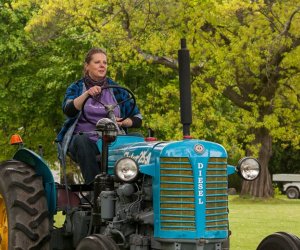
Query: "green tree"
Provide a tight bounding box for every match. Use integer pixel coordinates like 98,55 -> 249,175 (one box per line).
0,0 -> 34,158
270,141 -> 300,174
11,0 -> 300,198
0,1 -> 93,161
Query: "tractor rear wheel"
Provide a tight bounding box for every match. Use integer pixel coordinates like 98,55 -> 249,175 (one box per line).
0,160 -> 50,250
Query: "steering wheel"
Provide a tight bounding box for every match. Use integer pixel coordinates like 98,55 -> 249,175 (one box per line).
81,85 -> 136,125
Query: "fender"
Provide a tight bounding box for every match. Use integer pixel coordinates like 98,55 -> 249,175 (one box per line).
227,165 -> 236,175
13,148 -> 56,216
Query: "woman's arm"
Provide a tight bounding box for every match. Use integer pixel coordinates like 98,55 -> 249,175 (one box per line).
63,85 -> 102,117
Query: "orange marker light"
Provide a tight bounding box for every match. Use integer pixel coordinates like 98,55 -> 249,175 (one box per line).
10,134 -> 23,145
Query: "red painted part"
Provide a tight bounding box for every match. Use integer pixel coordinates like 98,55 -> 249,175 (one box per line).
56,187 -> 81,210
145,137 -> 157,142
183,135 -> 193,139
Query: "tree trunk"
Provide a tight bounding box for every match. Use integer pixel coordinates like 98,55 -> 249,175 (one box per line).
241,127 -> 274,198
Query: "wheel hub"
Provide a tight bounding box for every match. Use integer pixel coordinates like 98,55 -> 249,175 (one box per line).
0,194 -> 8,250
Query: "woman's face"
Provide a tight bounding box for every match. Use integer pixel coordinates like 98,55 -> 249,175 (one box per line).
86,53 -> 107,80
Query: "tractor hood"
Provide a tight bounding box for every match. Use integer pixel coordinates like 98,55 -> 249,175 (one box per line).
103,135 -> 228,175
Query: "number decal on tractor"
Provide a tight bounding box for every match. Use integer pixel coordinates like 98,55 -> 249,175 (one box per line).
124,150 -> 152,164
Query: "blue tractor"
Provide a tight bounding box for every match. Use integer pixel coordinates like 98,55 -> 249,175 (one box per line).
0,40 -> 261,250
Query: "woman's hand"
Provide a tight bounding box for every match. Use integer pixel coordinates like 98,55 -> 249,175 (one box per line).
116,117 -> 132,128
74,86 -> 102,111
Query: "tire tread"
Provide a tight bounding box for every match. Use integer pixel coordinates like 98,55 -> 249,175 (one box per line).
0,161 -> 50,249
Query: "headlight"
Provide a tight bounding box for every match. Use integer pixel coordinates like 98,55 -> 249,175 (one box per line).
237,157 -> 261,181
115,158 -> 139,182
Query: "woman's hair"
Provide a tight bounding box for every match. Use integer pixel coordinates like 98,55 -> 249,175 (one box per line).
84,48 -> 107,64
84,48 -> 107,75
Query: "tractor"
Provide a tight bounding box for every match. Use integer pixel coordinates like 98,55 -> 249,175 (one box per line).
0,39 -> 261,250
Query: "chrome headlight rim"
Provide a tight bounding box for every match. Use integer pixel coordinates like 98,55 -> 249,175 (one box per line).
237,157 -> 261,181
114,157 -> 139,182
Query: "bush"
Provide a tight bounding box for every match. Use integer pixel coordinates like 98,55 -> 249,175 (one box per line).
228,174 -> 242,193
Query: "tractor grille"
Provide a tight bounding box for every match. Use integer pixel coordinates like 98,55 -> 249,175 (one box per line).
205,157 -> 228,231
160,157 -> 195,231
159,157 -> 228,232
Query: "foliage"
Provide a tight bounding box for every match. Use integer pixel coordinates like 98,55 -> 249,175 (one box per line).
0,1 -> 94,161
0,0 -> 299,197
270,141 -> 300,174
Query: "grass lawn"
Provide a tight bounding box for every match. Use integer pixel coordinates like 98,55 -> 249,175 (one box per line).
229,195 -> 300,250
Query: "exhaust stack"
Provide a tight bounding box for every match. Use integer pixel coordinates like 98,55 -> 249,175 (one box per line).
178,38 -> 192,138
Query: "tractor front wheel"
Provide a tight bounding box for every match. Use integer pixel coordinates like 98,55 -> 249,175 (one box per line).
0,160 -> 50,250
257,232 -> 300,250
76,234 -> 119,250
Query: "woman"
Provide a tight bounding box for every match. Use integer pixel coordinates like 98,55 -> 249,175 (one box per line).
56,48 -> 142,183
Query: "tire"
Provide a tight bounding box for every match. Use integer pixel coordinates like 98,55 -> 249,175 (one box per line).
278,232 -> 300,249
286,187 -> 299,199
257,232 -> 300,250
76,234 -> 119,250
0,160 -> 50,250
